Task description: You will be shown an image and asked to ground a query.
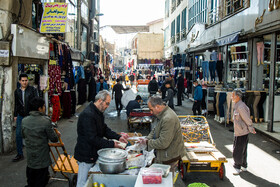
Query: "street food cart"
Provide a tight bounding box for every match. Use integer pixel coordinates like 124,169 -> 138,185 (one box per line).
127,108 -> 153,131
178,116 -> 227,181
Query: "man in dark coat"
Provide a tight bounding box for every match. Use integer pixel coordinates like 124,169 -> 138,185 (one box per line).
148,77 -> 159,96
74,90 -> 128,187
192,80 -> 203,115
22,97 -> 58,187
163,81 -> 174,109
112,79 -> 129,116
13,73 -> 38,162
126,95 -> 142,117
176,72 -> 184,106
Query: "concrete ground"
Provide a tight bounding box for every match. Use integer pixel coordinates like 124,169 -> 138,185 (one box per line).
0,96 -> 280,187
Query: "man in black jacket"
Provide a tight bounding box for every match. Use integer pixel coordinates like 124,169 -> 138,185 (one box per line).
163,81 -> 174,109
176,72 -> 184,106
13,73 -> 38,162
74,90 -> 128,187
148,77 -> 159,96
112,79 -> 129,116
126,95 -> 142,117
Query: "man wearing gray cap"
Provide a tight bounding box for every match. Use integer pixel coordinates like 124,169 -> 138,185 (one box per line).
231,89 -> 256,175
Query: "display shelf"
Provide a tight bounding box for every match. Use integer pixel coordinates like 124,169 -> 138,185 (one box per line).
230,51 -> 249,54
229,68 -> 249,71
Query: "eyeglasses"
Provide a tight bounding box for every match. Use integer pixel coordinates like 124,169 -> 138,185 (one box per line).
103,101 -> 110,106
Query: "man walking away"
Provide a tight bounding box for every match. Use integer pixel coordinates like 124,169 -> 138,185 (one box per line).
176,72 -> 184,106
231,89 -> 256,175
13,73 -> 38,162
148,77 -> 159,96
22,97 -> 59,187
112,79 -> 129,116
74,90 -> 128,187
163,81 -> 174,110
126,95 -> 142,117
192,80 -> 202,115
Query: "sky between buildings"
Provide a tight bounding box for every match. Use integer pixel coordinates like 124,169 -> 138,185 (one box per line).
100,0 -> 164,27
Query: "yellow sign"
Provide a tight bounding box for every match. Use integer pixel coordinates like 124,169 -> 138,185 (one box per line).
40,3 -> 68,33
49,60 -> 57,65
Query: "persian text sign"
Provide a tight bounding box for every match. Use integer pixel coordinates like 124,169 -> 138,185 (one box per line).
40,3 -> 68,33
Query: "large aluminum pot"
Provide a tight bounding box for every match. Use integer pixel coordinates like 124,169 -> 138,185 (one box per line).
98,160 -> 126,174
97,148 -> 128,174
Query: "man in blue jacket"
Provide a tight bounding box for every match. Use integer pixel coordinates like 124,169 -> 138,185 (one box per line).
74,90 -> 128,187
96,76 -> 109,93
192,80 -> 203,115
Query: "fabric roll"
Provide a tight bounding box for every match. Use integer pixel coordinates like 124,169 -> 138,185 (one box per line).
70,90 -> 76,115
216,92 -> 220,116
253,92 -> 261,119
62,91 -> 72,118
51,95 -> 61,123
218,92 -> 227,117
258,92 -> 266,119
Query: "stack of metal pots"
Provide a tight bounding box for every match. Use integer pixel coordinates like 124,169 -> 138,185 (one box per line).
97,148 -> 128,174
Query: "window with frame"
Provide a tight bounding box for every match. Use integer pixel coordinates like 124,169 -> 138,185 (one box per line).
176,15 -> 180,42
181,7 -> 187,39
171,0 -> 176,13
171,20 -> 175,44
164,26 -> 170,47
81,0 -> 88,22
65,0 -> 77,48
165,0 -> 170,18
224,0 -> 250,16
188,0 -> 207,30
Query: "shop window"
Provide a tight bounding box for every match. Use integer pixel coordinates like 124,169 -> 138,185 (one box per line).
227,42 -> 249,88
262,35 -> 272,90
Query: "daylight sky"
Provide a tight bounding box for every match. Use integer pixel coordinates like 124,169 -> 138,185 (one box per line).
100,0 -> 165,27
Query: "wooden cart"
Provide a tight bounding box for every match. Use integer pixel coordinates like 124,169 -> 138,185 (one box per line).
178,116 -> 227,181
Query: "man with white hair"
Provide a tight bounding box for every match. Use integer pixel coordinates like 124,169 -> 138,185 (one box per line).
231,89 -> 256,175
74,90 -> 129,187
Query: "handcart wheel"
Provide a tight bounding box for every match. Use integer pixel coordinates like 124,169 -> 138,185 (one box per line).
178,160 -> 187,181
219,163 -> 225,180
68,173 -> 77,187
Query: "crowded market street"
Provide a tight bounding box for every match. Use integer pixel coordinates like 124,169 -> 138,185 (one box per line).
0,95 -> 279,187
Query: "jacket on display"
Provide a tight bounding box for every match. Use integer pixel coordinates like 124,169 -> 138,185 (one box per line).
74,102 -> 121,163
14,86 -> 38,117
147,106 -> 185,164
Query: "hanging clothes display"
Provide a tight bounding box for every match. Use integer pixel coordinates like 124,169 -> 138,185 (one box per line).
48,65 -> 62,96
51,95 -> 61,123
62,91 -> 71,118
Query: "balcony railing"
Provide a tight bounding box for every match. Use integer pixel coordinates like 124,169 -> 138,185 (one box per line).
176,32 -> 180,42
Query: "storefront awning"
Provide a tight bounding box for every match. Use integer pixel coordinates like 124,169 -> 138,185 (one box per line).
216,31 -> 241,46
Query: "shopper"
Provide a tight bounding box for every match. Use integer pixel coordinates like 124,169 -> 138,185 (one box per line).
22,97 -> 59,187
163,81 -> 174,110
74,90 -> 128,187
176,72 -> 184,106
192,80 -> 203,115
126,95 -> 142,117
96,76 -> 108,93
87,64 -> 97,102
140,96 -> 185,176
148,77 -> 159,96
112,79 -> 129,116
231,89 -> 256,175
13,73 -> 38,162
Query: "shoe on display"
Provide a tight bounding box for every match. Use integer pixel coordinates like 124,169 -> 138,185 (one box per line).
241,167 -> 247,172
233,168 -> 241,175
12,154 -> 24,162
219,117 -> 225,123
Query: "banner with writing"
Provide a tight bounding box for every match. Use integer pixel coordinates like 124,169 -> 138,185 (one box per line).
40,3 -> 68,33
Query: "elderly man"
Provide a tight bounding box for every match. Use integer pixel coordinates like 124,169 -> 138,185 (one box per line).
140,96 -> 185,175
232,89 -> 256,175
74,90 -> 128,187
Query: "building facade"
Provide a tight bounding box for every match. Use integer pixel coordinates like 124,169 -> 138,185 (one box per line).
164,0 -> 280,130
0,0 -> 100,153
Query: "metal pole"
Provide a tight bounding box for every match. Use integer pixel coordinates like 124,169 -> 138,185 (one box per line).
267,32 -> 276,132
0,67 -> 5,153
77,0 -> 81,50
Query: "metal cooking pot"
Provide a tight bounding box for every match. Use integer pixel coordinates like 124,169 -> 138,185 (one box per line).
97,148 -> 128,174
98,160 -> 126,174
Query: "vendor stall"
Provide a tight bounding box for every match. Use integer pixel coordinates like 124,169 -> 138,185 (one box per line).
178,116 -> 227,181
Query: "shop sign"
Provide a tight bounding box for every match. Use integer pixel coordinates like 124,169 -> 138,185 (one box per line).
0,41 -> 10,66
40,3 -> 68,33
0,50 -> 9,58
